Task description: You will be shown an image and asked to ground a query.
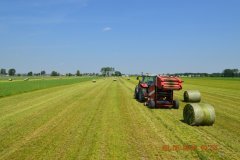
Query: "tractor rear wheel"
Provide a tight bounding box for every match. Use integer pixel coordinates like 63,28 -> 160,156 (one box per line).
173,100 -> 179,109
138,89 -> 145,102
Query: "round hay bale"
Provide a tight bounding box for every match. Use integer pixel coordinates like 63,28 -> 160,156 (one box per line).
8,78 -> 12,81
24,78 -> 29,81
92,80 -> 96,83
113,78 -> 117,81
183,103 -> 215,126
184,90 -> 201,102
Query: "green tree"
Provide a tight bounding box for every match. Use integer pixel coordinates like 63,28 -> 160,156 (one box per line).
27,72 -> 33,76
100,67 -> 115,76
0,68 -> 7,75
223,69 -> 234,77
66,73 -> 73,76
210,73 -> 223,77
115,71 -> 122,76
76,70 -> 81,76
34,73 -> 40,76
51,71 -> 59,76
232,69 -> 239,77
8,68 -> 16,76
41,70 -> 46,75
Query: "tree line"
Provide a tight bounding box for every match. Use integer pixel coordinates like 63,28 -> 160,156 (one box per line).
171,69 -> 240,77
0,67 -> 122,77
0,68 -> 84,77
2,67 -> 237,77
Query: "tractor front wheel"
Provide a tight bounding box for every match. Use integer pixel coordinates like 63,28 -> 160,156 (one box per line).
173,100 -> 179,109
134,86 -> 139,99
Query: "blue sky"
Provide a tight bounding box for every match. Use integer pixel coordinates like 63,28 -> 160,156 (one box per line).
0,0 -> 239,74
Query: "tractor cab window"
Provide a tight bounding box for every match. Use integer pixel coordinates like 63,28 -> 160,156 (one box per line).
142,76 -> 155,85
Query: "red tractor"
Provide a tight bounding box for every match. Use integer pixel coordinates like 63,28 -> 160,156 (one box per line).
134,75 -> 183,109
134,75 -> 154,102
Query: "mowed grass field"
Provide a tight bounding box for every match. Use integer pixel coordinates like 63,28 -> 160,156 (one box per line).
0,77 -> 239,159
0,77 -> 96,97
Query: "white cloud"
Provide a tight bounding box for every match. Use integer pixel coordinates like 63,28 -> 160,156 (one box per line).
103,27 -> 112,32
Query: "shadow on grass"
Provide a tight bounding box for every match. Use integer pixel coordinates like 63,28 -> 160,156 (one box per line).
180,119 -> 187,124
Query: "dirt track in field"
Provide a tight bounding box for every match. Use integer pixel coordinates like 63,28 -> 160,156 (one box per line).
0,78 -> 239,159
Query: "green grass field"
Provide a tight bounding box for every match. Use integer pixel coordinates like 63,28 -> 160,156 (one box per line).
0,77 -> 97,97
0,77 -> 239,159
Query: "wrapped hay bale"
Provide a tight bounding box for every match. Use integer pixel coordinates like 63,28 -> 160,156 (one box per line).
24,78 -> 29,81
184,90 -> 201,102
183,103 -> 215,126
8,78 -> 13,81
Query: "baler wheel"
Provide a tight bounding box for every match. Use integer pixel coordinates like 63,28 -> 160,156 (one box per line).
148,100 -> 155,108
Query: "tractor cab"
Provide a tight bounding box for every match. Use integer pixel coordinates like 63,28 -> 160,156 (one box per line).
137,75 -> 156,88
135,75 -> 156,102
